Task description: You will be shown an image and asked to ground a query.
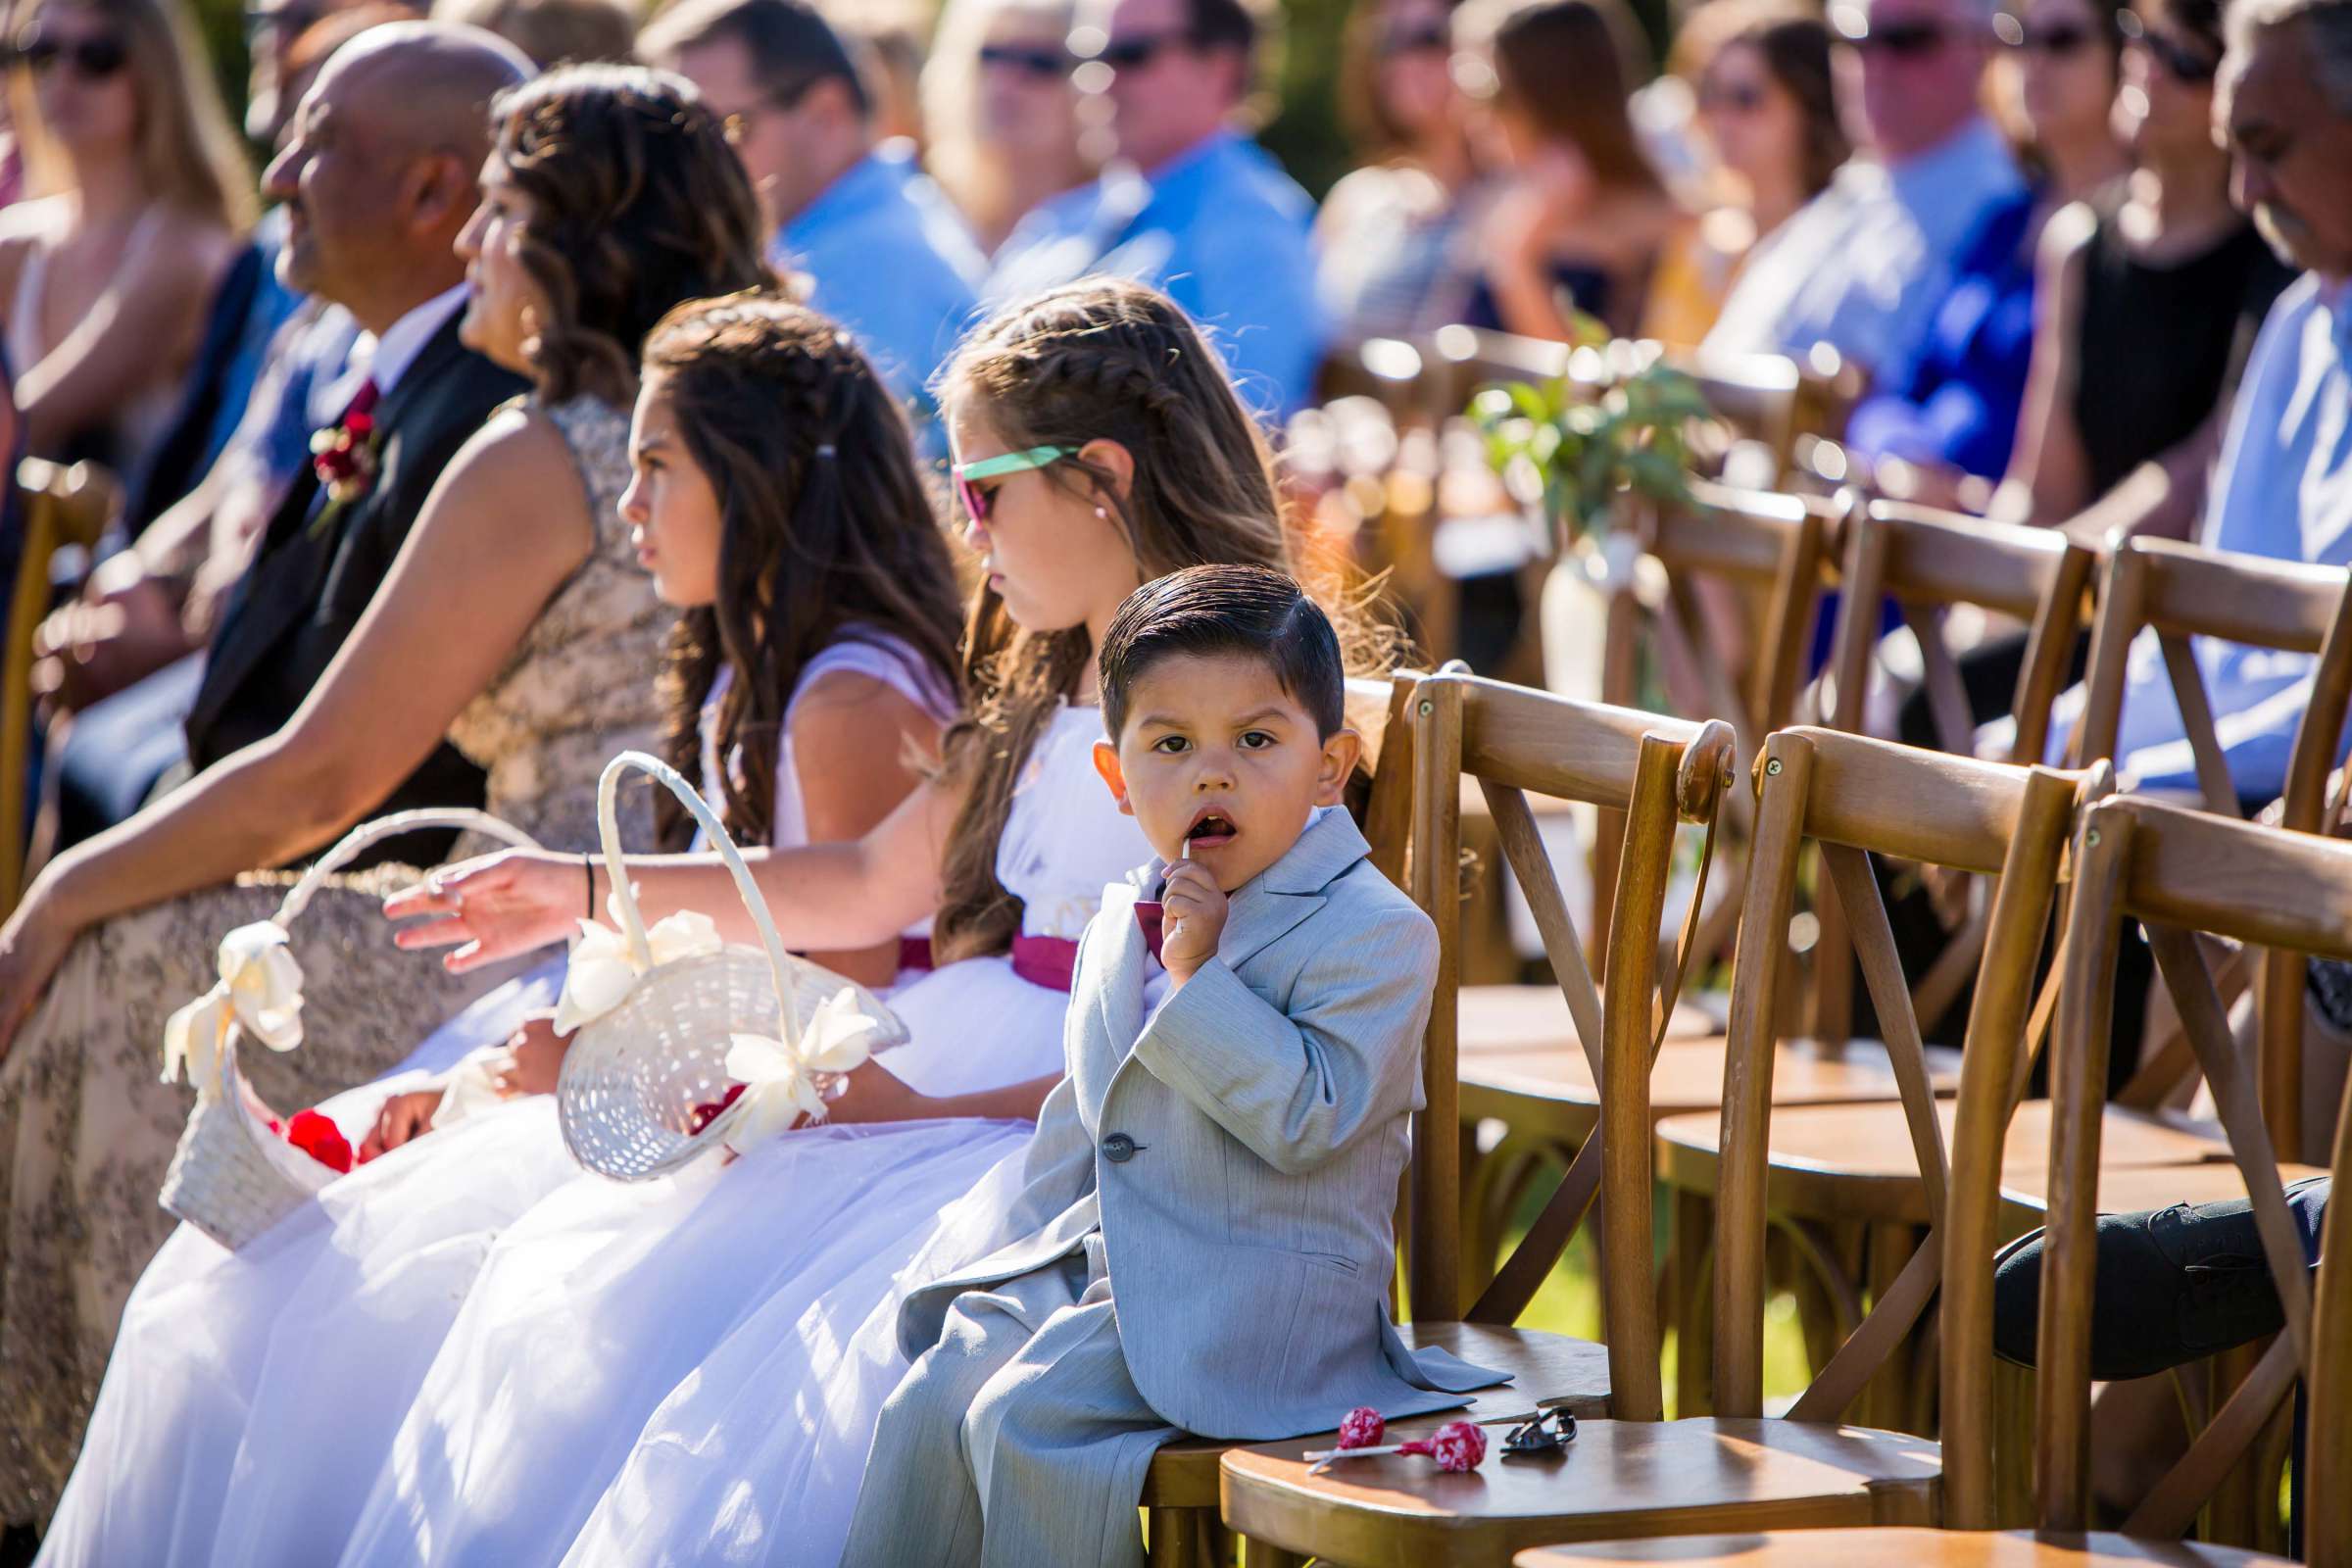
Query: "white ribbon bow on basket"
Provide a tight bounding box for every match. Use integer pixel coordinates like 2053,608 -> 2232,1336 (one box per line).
161,922 -> 306,1095
721,988 -> 894,1149
552,905 -> 725,1036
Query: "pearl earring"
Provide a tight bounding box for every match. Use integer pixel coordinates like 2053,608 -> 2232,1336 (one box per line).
1094,506 -> 1107,518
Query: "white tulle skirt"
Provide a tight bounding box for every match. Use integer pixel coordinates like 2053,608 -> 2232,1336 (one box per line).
42,948 -> 1063,1568
330,949 -> 1066,1568
35,960 -> 571,1568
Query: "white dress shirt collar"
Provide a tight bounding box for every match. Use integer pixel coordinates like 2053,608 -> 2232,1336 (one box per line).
351,282 -> 470,396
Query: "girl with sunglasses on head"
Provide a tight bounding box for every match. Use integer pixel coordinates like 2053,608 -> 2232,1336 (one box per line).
921,0 -> 1097,256
1994,0 -> 2293,529
0,0 -> 251,472
323,277 -> 1386,1568
1315,0 -> 1483,343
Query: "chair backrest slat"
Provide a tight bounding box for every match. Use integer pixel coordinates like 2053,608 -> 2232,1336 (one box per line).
1810,500 -> 2095,1047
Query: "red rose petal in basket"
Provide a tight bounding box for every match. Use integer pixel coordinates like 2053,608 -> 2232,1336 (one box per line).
1337,1406 -> 1386,1449
284,1109 -> 354,1174
686,1082 -> 748,1135
1399,1420 -> 1487,1472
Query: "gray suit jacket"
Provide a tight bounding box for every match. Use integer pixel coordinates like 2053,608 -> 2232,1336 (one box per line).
898,808 -> 1505,1440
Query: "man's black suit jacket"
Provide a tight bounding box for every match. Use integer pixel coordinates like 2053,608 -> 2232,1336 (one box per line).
183,313 -> 529,864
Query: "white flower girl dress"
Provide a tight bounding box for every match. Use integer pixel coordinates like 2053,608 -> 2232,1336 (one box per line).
326,701 -> 1142,1566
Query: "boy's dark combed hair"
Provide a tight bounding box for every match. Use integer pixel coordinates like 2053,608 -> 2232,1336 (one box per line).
1100,565 -> 1347,742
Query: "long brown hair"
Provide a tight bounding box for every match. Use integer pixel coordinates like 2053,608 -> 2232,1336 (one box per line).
6,0 -> 256,230
930,278 -> 1296,963
1674,0 -> 1849,199
641,292 -> 964,851
489,64 -> 772,406
1476,0 -> 1664,194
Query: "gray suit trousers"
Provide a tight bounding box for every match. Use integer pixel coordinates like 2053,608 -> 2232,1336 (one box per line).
839,1238 -> 1176,1568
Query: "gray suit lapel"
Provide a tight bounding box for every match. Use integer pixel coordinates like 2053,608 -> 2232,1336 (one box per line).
1076,881 -> 1148,1128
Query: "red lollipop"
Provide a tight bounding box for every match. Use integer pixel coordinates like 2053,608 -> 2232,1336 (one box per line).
1336,1407 -> 1386,1449
1399,1419 -> 1488,1473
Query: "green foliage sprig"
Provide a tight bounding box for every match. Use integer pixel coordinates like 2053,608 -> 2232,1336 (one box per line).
1469,315 -> 1711,544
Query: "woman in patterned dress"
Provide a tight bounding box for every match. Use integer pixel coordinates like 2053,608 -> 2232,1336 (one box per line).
0,63 -> 769,1527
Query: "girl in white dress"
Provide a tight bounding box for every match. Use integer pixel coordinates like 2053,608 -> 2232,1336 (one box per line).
33,289 -> 963,1566
345,277 -> 1318,1567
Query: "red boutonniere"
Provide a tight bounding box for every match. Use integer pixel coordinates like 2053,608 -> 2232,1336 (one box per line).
266,1107 -> 356,1174
307,386 -> 381,535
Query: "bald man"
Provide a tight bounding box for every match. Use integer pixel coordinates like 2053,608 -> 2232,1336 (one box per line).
172,23 -> 534,862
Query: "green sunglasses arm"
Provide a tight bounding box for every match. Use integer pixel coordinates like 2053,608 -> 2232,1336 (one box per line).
953,444 -> 1080,480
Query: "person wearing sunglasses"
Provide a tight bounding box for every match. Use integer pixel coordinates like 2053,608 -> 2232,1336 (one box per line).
1837,0 -> 2127,498
1645,3 -> 1848,348
985,0 -> 1325,418
1313,0 -> 1483,343
640,0 -> 984,437
1995,0 -> 2290,533
0,0 -> 252,476
1702,0 -> 2030,391
1992,0 -> 2131,204
919,0 -> 1096,256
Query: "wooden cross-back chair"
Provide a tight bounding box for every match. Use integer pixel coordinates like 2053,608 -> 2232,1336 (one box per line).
0,458 -> 121,916
1814,498 -> 2099,1044
1451,486 -> 1835,1290
1519,798 -> 2352,1568
1652,543 -> 2352,1470
1220,733 -> 2087,1567
1139,671 -> 1715,1564
1642,503 -> 2099,1424
2065,537 -> 2352,1165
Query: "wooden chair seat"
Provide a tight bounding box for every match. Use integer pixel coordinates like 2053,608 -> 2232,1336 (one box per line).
1653,1100 -> 2234,1227
1142,1322 -> 1612,1511
1516,1527 -> 2284,1567
1460,982 -> 1721,1050
1464,1029 -> 1961,1144
1220,1415 -> 1940,1567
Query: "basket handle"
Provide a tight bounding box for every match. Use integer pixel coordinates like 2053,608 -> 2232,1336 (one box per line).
596,751 -> 800,1054
276,808 -> 542,927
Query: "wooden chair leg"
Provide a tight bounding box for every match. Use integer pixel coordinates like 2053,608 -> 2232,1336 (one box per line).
1672,1187 -> 1714,1417
1857,1221 -> 1920,1433
1993,1354 -> 2037,1526
1147,1504 -> 1217,1567
1239,1541 -> 1307,1568
2201,1339 -> 2282,1548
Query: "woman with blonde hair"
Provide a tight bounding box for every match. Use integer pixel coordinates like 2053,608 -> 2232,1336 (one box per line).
919,0 -> 1093,255
0,0 -> 253,472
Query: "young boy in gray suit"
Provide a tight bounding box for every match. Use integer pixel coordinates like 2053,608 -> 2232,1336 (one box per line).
838,564 -> 1503,1568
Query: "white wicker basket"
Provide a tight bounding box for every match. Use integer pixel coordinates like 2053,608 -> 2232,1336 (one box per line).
557,752 -> 906,1182
158,808 -> 542,1251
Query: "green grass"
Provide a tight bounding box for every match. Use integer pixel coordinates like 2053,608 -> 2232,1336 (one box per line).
1496,1165 -> 1817,1416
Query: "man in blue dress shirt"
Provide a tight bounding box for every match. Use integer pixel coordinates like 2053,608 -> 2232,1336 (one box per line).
2043,0 -> 2352,808
986,0 -> 1323,419
641,0 -> 983,425
1703,0 -> 2026,391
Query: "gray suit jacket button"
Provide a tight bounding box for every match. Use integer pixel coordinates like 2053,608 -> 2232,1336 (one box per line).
1101,1133 -> 1138,1163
